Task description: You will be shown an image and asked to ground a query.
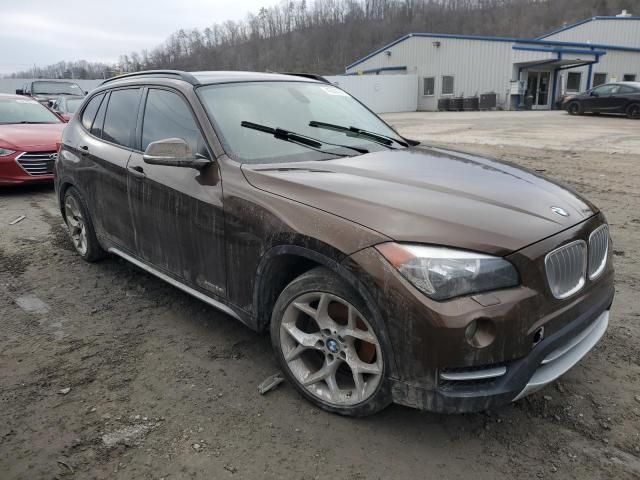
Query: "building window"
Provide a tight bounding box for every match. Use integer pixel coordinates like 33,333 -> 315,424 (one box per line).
566,72 -> 582,92
423,77 -> 435,96
593,73 -> 607,87
623,74 -> 637,82
442,75 -> 454,95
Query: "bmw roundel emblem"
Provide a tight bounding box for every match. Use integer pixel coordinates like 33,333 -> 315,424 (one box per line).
551,206 -> 569,217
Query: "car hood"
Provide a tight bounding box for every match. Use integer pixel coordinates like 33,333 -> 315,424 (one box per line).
241,147 -> 597,255
0,123 -> 65,150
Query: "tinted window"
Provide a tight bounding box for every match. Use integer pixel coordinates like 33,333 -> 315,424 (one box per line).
423,77 -> 435,96
81,94 -> 104,130
592,85 -> 618,95
142,89 -> 204,155
102,89 -> 140,148
91,92 -> 109,138
593,73 -> 607,87
618,85 -> 637,94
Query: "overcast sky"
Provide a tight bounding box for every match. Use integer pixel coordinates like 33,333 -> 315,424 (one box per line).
0,0 -> 280,75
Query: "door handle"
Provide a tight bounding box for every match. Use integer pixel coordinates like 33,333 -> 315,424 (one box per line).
128,165 -> 146,178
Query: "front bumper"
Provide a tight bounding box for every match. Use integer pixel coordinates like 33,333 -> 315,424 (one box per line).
390,290 -> 612,413
0,154 -> 54,186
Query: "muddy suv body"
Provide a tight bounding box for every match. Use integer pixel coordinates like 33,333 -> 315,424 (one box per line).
55,71 -> 614,416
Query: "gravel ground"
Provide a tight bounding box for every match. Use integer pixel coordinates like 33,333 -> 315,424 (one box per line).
1,112 -> 639,479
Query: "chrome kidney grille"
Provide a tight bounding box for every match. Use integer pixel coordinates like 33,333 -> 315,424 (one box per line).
545,240 -> 587,299
16,151 -> 57,176
588,225 -> 609,280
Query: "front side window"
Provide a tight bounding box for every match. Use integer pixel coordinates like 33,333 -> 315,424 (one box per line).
592,84 -> 619,96
442,76 -> 454,95
593,73 -> 607,87
197,81 -> 404,164
142,89 -> 205,155
423,77 -> 435,96
566,72 -> 582,92
81,93 -> 104,131
102,89 -> 141,148
32,81 -> 83,95
0,97 -> 62,124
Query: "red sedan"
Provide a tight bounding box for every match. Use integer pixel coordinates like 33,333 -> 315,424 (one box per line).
0,94 -> 66,186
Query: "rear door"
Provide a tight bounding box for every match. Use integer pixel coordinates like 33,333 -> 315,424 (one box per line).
126,87 -> 226,296
79,87 -> 142,251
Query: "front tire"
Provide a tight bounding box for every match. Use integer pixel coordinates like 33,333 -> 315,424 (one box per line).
270,267 -> 392,416
567,101 -> 583,115
63,187 -> 106,262
627,103 -> 640,119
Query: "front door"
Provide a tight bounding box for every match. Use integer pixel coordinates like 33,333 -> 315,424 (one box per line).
527,71 -> 551,109
126,87 -> 227,297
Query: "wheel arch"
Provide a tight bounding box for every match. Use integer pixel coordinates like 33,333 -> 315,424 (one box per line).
255,244 -> 399,380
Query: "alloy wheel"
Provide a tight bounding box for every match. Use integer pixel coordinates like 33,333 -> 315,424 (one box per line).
64,195 -> 88,256
279,291 -> 383,406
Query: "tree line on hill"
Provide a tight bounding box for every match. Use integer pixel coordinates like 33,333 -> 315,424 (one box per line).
6,0 -> 636,79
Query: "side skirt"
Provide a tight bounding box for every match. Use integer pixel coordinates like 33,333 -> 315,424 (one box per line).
108,247 -> 243,322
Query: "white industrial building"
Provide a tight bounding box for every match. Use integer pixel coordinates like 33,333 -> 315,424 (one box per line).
342,13 -> 640,111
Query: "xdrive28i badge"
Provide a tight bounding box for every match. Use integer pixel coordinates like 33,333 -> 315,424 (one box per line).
551,206 -> 569,217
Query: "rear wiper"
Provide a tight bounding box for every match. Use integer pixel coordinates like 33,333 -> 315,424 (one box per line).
240,121 -> 369,157
309,121 -> 410,148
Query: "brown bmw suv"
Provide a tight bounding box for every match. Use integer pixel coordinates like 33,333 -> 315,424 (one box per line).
55,70 -> 614,416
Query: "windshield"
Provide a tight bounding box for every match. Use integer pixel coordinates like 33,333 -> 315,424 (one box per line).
66,98 -> 83,113
32,81 -> 83,95
0,97 -> 62,124
197,81 -> 405,164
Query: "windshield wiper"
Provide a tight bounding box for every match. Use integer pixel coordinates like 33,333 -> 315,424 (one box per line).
309,121 -> 410,148
240,121 -> 369,157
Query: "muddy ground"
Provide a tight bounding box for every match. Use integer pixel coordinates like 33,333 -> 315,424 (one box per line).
1,115 -> 640,479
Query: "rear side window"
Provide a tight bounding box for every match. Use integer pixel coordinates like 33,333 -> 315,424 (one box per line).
142,89 -> 205,155
102,88 -> 141,148
91,92 -> 109,138
81,93 -> 104,131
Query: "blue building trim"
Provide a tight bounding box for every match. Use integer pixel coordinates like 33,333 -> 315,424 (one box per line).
512,45 -> 606,56
343,65 -> 408,75
345,29 -> 640,71
537,16 -> 640,39
587,63 -> 594,89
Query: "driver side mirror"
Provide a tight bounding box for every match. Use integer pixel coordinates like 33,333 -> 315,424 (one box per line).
15,89 -> 24,95
143,138 -> 210,169
590,91 -> 599,97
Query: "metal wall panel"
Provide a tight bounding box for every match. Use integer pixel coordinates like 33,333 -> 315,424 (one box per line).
325,74 -> 419,113
346,37 -> 514,110
542,19 -> 640,49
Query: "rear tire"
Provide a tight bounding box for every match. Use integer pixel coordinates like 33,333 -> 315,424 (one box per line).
627,103 -> 640,119
270,267 -> 392,416
567,101 -> 583,116
62,187 -> 106,262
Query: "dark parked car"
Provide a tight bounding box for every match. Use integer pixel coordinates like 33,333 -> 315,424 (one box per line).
51,95 -> 85,122
562,81 -> 640,118
16,80 -> 86,106
55,71 -> 614,416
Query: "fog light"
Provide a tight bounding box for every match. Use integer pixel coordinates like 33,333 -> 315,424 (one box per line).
465,318 -> 496,348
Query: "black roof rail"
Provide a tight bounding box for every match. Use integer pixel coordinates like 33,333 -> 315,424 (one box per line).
100,70 -> 200,86
278,72 -> 330,83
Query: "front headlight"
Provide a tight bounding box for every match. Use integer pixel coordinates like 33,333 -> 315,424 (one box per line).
0,148 -> 16,156
376,243 -> 519,301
